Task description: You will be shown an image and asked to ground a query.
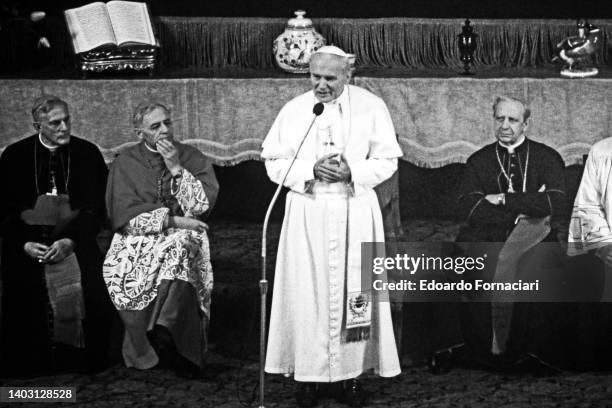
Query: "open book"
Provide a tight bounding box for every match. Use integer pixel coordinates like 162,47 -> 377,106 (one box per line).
64,1 -> 156,54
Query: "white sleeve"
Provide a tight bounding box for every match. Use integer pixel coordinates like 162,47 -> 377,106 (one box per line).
568,150 -> 612,255
261,104 -> 316,193
347,98 -> 402,195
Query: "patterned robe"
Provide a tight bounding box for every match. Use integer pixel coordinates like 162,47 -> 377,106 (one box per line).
103,142 -> 218,369
104,175 -> 213,315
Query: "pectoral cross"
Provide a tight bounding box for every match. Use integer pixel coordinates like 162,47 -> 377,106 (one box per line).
322,124 -> 338,156
48,170 -> 58,196
47,149 -> 58,196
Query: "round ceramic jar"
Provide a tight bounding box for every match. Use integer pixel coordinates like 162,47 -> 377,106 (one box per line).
273,10 -> 326,74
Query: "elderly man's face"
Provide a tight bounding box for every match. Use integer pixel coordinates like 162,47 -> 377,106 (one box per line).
494,99 -> 528,146
37,105 -> 71,147
309,54 -> 350,103
139,107 -> 173,149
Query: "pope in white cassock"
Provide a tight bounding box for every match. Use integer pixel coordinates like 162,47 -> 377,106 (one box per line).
261,46 -> 402,407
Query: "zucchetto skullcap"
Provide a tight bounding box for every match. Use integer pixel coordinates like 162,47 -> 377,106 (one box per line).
313,45 -> 349,58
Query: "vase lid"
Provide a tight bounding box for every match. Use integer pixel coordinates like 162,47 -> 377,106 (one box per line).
287,10 -> 313,29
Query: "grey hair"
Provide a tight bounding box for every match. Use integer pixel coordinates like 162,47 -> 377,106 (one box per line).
492,96 -> 531,121
31,95 -> 68,122
132,101 -> 170,129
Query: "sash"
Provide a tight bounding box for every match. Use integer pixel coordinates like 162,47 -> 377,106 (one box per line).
44,253 -> 86,348
344,193 -> 372,343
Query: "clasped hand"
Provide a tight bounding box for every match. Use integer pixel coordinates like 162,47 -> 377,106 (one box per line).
156,139 -> 183,176
24,238 -> 75,264
314,153 -> 351,183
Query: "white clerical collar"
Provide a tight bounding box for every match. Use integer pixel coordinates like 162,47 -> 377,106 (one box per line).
143,142 -> 159,153
498,135 -> 526,154
38,134 -> 59,151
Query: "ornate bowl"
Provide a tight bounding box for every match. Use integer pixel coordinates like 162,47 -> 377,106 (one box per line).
273,10 -> 326,74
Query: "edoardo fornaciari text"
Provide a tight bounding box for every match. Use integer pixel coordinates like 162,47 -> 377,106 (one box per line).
372,279 -> 540,292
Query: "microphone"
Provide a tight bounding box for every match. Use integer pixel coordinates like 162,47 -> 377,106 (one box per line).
313,102 -> 324,116
258,102 -> 323,408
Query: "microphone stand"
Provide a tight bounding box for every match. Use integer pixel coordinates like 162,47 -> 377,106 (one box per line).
259,103 -> 323,408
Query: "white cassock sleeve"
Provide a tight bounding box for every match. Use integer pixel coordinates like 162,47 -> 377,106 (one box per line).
568,148 -> 612,255
348,98 -> 402,195
261,105 -> 316,194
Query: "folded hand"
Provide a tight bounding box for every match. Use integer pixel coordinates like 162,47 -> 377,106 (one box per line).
24,242 -> 49,260
314,154 -> 351,183
40,238 -> 75,264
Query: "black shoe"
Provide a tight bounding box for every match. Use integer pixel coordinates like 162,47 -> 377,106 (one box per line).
339,379 -> 366,407
148,325 -> 177,369
148,325 -> 202,378
428,344 -> 466,374
295,382 -> 318,408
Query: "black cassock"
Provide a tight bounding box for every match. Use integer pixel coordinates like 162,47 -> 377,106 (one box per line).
0,135 -> 114,377
455,138 -> 570,368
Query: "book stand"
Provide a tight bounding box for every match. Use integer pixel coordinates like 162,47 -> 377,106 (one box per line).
76,44 -> 159,78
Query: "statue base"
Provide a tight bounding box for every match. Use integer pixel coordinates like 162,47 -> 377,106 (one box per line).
560,67 -> 599,78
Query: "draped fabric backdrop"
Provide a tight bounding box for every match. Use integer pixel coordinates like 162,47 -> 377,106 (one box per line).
156,18 -> 612,70
1,77 -> 610,167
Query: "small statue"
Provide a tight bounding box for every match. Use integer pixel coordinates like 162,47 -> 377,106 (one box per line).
458,19 -> 477,75
554,19 -> 601,78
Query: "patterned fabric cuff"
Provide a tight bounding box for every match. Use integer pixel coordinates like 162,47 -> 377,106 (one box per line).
125,207 -> 170,235
175,169 -> 209,217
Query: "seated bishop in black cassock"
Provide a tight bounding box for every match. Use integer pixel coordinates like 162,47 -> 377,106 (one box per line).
454,96 -> 569,370
0,95 -> 115,378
